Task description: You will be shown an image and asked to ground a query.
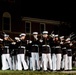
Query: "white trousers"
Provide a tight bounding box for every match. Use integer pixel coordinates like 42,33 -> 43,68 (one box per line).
56,54 -> 62,70
39,56 -> 42,68
11,56 -> 17,70
61,54 -> 68,70
26,56 -> 33,70
17,54 -> 28,70
68,56 -> 72,70
29,57 -> 33,70
1,54 -> 12,70
42,53 -> 52,71
31,52 -> 40,71
26,56 -> 30,68
52,53 -> 56,71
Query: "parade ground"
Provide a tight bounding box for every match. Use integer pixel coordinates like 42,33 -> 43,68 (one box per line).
0,70 -> 76,75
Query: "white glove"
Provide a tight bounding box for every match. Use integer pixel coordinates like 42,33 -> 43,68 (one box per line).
60,42 -> 63,44
66,38 -> 70,41
70,43 -> 73,46
15,37 -> 20,41
0,38 -> 3,41
40,39 -> 43,42
11,42 -> 16,45
27,40 -> 29,44
29,40 -> 32,43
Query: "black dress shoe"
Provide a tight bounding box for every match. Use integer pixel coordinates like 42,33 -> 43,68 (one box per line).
40,68 -> 42,70
56,70 -> 61,71
64,69 -> 72,71
24,69 -> 29,71
52,70 -> 57,72
6,68 -> 10,70
61,68 -> 64,71
64,70 -> 68,71
43,70 -> 47,72
48,69 -> 53,72
37,69 -> 41,71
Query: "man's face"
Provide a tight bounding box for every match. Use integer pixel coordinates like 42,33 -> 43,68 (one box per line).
43,34 -> 48,38
33,34 -> 38,38
55,37 -> 58,40
4,37 -> 8,40
20,36 -> 25,40
67,40 -> 70,43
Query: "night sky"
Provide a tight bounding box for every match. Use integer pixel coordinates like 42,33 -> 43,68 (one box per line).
1,1 -> 76,23
21,1 -> 76,35
21,1 -> 76,23
0,0 -> 76,33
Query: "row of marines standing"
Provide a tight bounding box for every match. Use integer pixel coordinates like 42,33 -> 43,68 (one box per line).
0,31 -> 73,71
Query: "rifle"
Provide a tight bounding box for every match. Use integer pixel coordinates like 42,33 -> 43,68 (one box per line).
1,32 -> 15,42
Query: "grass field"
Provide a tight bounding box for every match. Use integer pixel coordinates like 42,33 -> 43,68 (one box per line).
0,67 -> 75,75
0,70 -> 76,75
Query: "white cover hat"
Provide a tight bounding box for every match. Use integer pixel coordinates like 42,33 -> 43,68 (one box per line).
66,38 -> 70,41
60,36 -> 64,39
33,32 -> 38,35
4,34 -> 9,37
19,33 -> 26,37
42,31 -> 48,34
55,34 -> 58,37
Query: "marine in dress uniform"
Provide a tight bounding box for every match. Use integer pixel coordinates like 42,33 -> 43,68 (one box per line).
51,34 -> 57,71
40,31 -> 52,71
16,33 -> 28,70
10,38 -> 18,70
66,38 -> 73,71
60,36 -> 68,71
1,34 -> 12,70
54,35 -> 62,71
30,32 -> 40,71
0,38 -> 3,69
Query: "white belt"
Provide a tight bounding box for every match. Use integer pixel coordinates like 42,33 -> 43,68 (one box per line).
62,47 -> 66,49
52,46 -> 55,48
4,46 -> 9,48
55,46 -> 61,48
32,45 -> 38,47
4,46 -> 9,53
42,45 -> 50,47
19,46 -> 25,49
68,49 -> 72,51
